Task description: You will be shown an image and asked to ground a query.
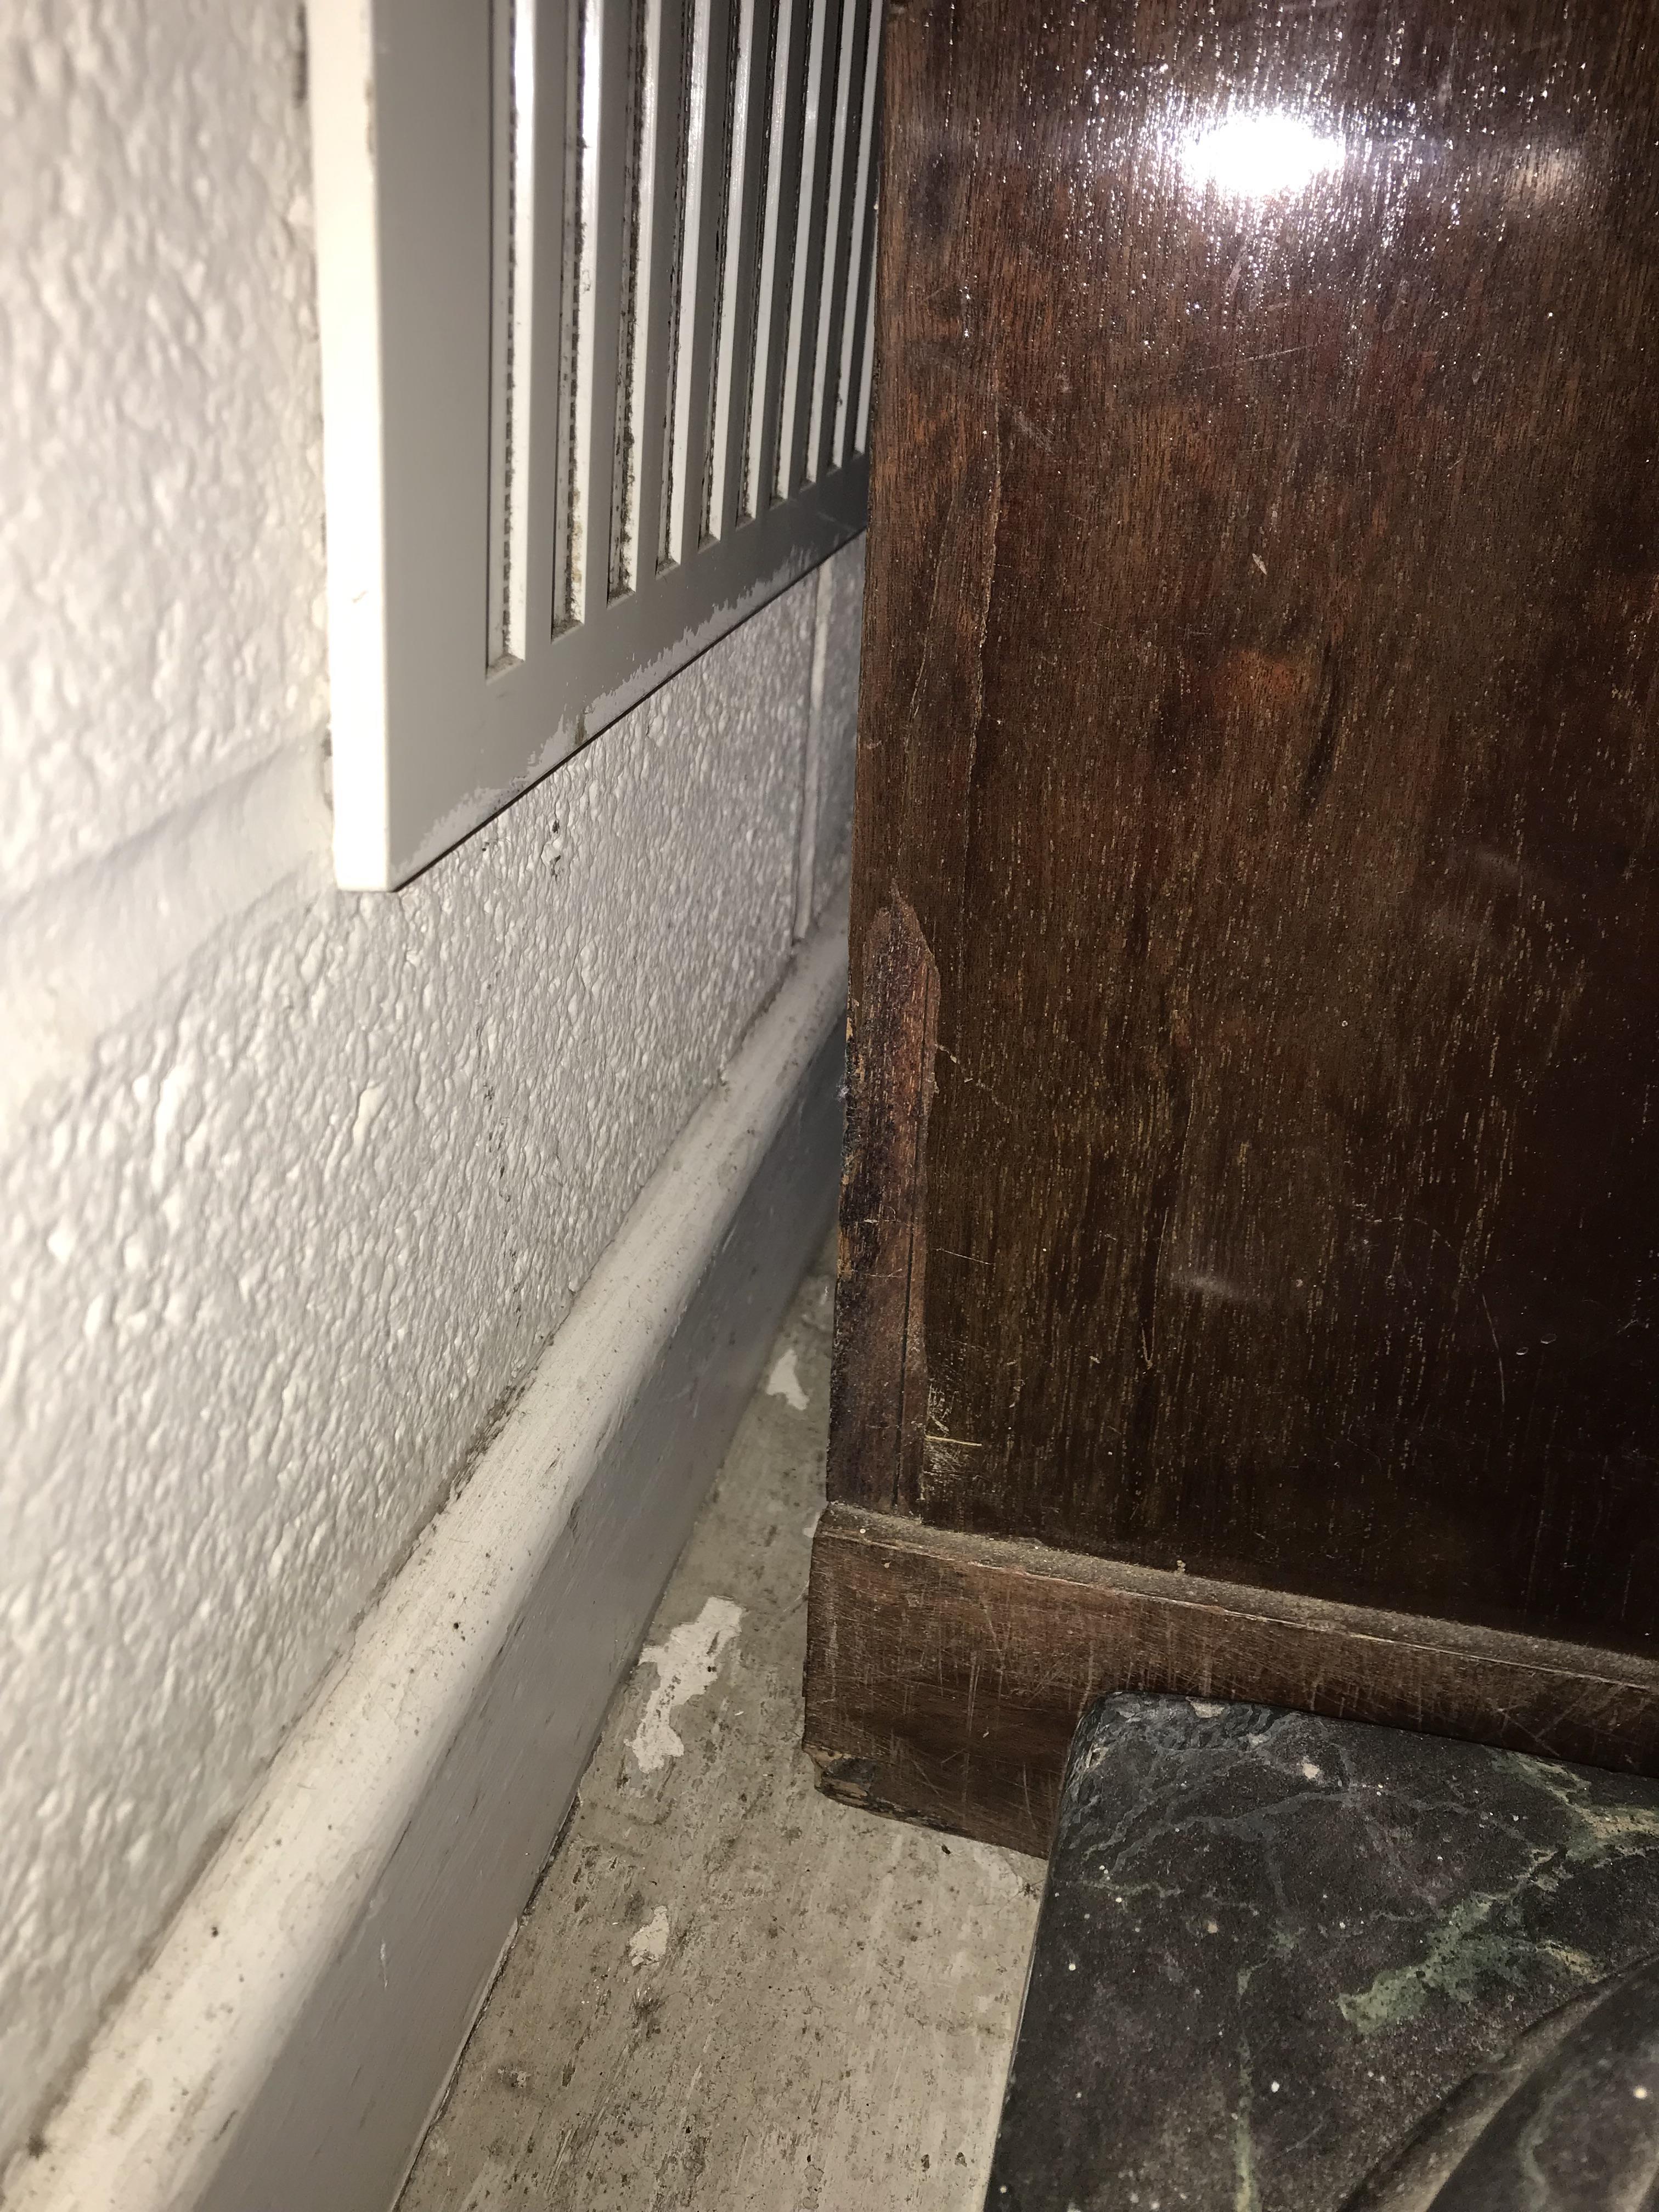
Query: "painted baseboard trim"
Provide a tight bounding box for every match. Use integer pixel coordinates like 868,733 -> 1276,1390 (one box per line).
8,915 -> 849,2212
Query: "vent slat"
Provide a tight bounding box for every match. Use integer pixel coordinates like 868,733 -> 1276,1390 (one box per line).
805,0 -> 862,483
552,0 -> 595,628
578,0 -> 629,625
776,0 -> 833,500
745,0 -> 805,521
833,0 -> 880,470
686,0 -> 734,556
488,0 -> 517,664
664,0 -> 716,567
627,0 -> 683,597
708,0 -> 765,541
321,0 -> 876,887
611,0 -> 659,597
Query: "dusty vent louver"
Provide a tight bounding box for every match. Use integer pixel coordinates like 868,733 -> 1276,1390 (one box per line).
311,0 -> 881,888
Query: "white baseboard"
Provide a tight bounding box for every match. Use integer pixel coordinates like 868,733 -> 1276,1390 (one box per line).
7,916 -> 848,2212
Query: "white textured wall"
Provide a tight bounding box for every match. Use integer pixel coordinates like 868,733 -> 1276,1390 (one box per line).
0,0 -> 862,2172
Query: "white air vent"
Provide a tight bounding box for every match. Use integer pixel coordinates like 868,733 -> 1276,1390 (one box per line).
309,0 -> 881,889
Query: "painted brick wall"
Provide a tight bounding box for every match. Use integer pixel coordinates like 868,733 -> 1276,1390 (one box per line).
0,0 -> 862,2169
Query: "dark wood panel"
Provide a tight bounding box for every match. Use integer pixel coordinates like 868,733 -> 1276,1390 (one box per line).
825,899 -> 936,1510
804,1504 -> 1659,1860
834,0 -> 1659,1645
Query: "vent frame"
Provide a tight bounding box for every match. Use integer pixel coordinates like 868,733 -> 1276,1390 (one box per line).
310,0 -> 880,890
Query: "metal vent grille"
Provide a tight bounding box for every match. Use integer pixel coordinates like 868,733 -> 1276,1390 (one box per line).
311,0 -> 881,889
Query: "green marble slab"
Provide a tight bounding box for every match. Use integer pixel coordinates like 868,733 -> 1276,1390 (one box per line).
985,1695 -> 1659,2210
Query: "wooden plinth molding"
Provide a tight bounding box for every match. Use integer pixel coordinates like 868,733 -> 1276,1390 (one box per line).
803,1504 -> 1659,1860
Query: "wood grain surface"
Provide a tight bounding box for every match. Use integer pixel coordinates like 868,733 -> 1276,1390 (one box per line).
828,0 -> 1659,1651
826,899 -> 938,1510
805,1505 -> 1659,1858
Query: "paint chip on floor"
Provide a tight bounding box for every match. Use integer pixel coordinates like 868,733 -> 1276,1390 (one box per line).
765,1346 -> 809,1409
961,1839 -> 1039,1900
628,1596 -> 743,1773
628,1907 -> 670,1967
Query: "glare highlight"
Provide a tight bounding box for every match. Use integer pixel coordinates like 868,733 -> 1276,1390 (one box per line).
1180,109 -> 1346,201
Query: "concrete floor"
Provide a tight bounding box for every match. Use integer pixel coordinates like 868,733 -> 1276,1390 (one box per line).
397,1237 -> 1042,2212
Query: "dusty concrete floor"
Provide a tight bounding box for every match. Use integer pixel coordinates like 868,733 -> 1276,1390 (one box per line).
397,1238 -> 1042,2212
